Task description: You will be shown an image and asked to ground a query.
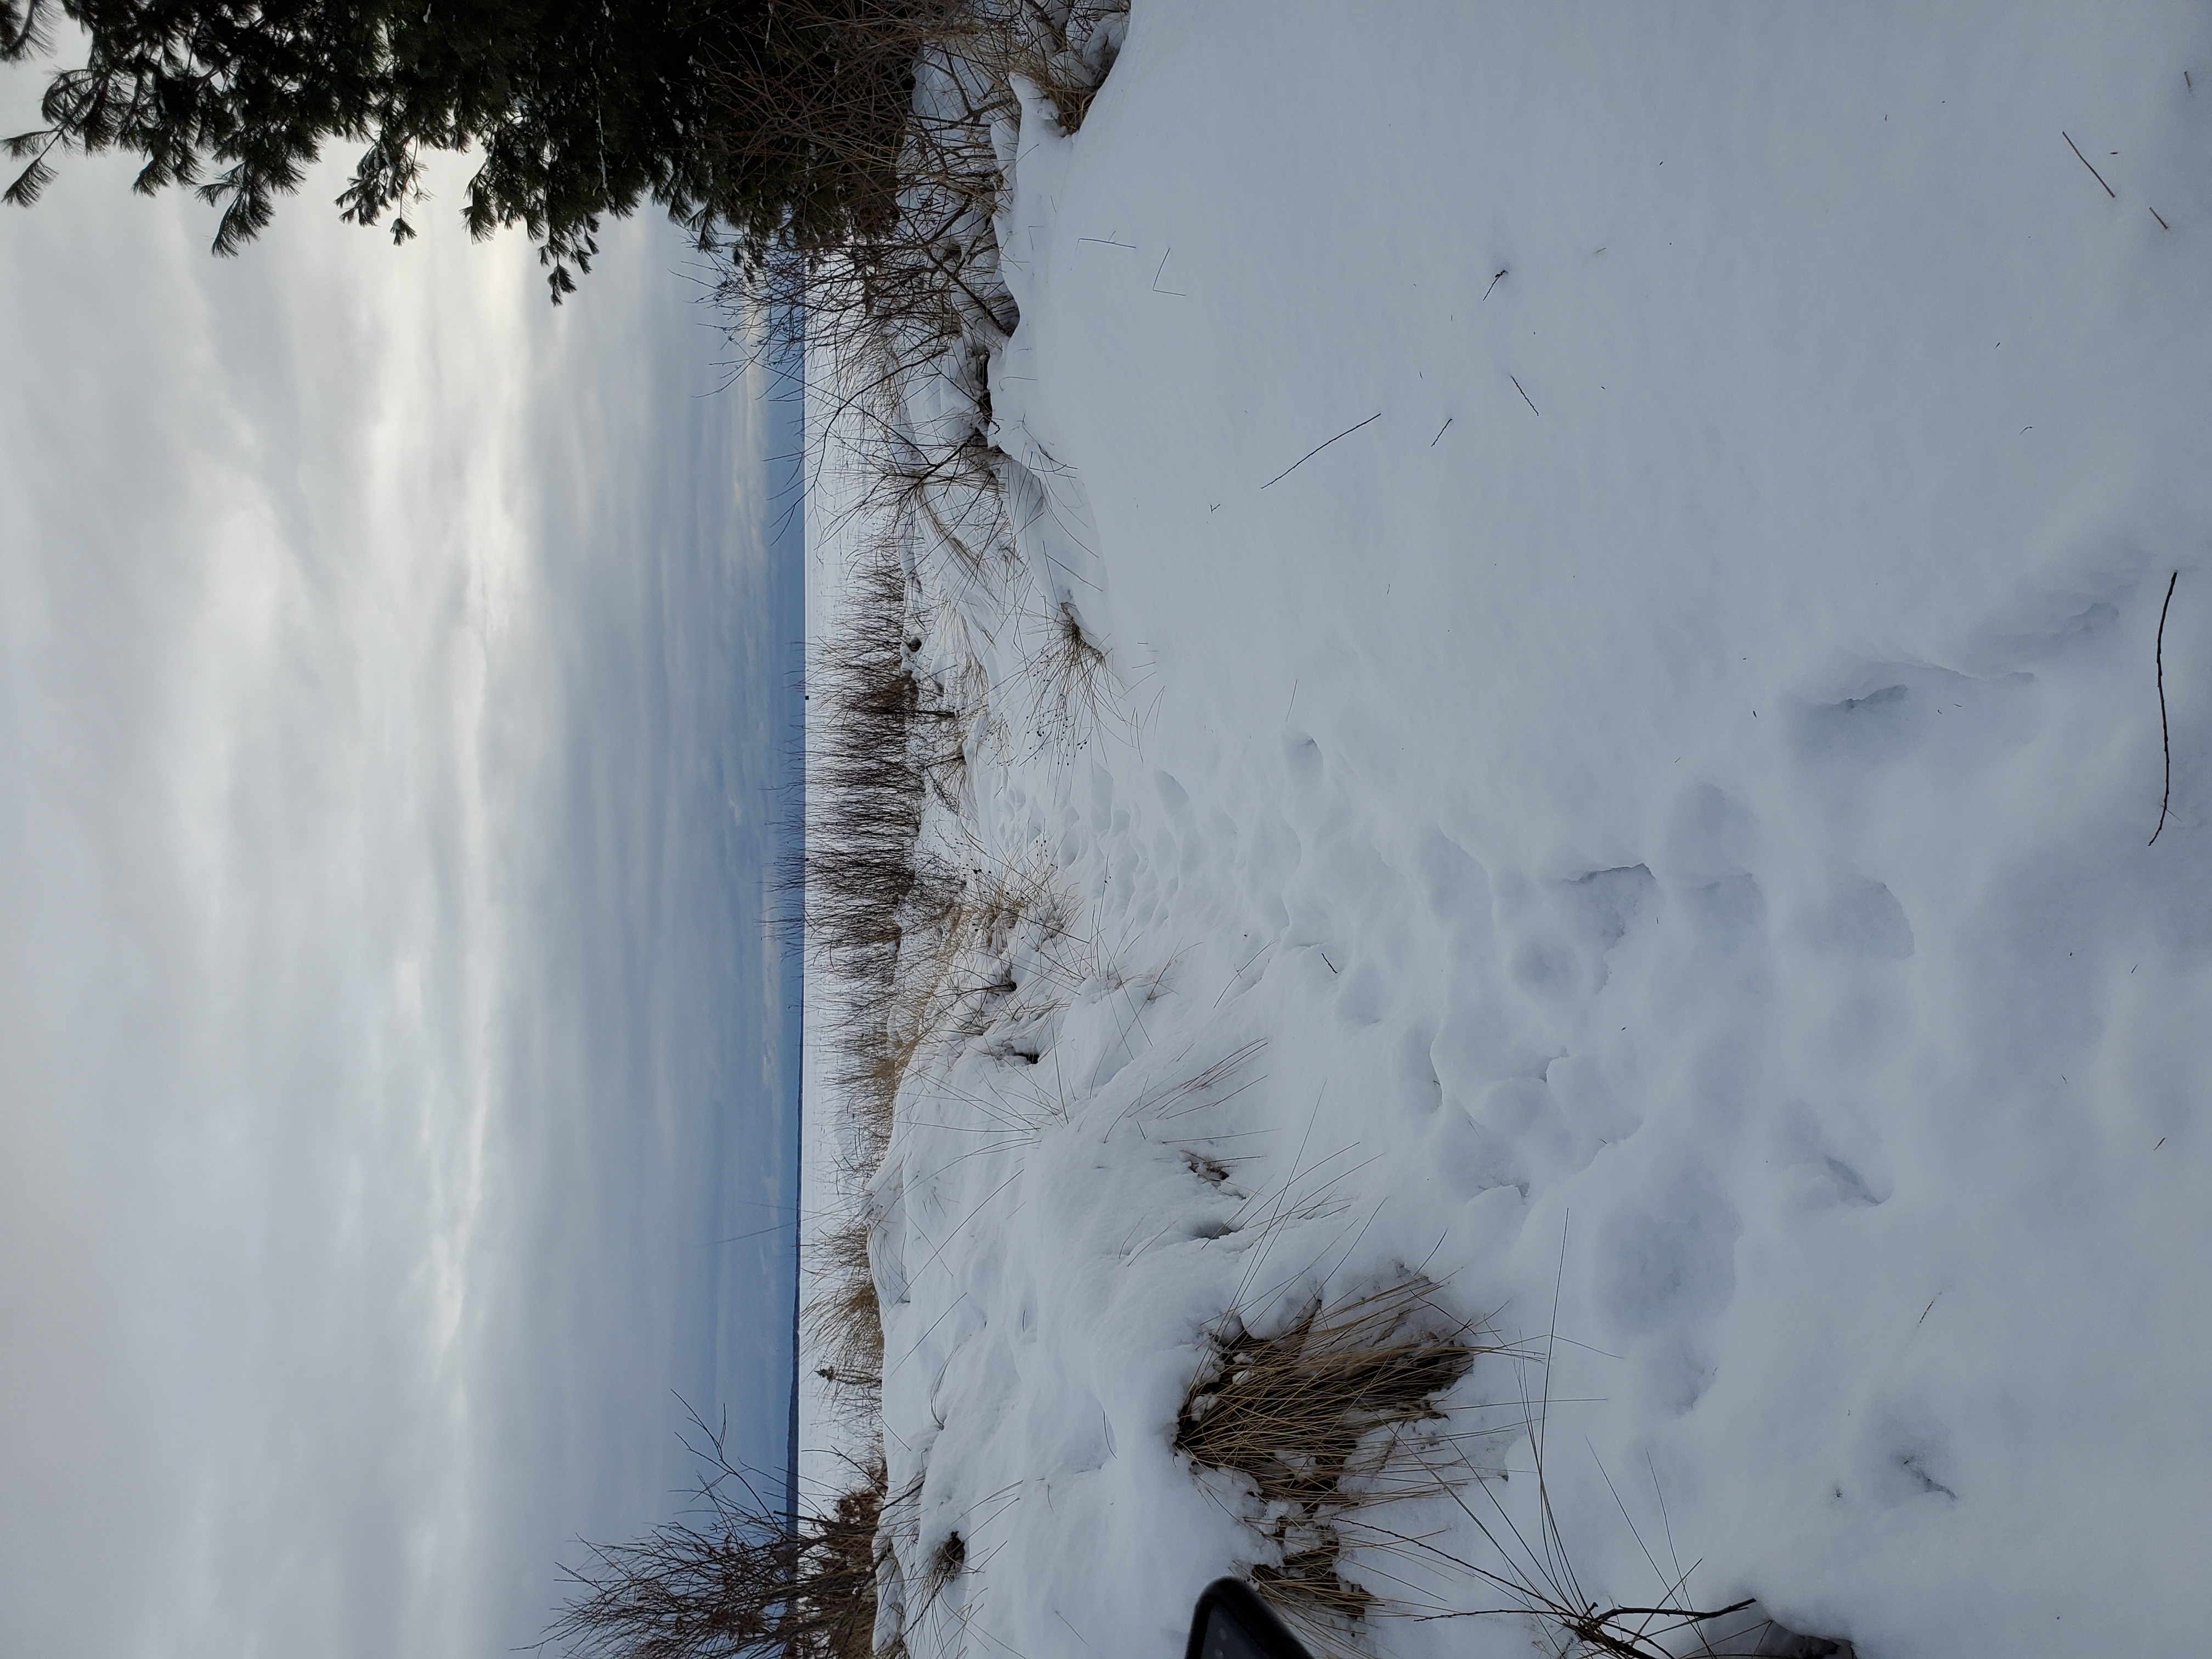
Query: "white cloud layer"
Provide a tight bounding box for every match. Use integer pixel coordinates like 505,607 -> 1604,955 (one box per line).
0,143 -> 799,1658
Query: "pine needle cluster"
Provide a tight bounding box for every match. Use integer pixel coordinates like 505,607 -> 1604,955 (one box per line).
1,0 -> 970,298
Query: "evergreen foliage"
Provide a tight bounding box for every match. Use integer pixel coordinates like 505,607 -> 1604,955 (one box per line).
0,0 -> 952,297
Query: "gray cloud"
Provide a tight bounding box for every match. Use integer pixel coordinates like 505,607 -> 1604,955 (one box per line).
0,144 -> 799,1658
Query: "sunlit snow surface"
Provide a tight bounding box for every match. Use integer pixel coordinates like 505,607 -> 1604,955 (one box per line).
808,6 -> 2212,1655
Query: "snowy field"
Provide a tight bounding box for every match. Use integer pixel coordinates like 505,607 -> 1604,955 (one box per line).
803,5 -> 2212,1656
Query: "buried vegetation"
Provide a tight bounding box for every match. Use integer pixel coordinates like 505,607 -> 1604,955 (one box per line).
1175,1277 -> 1499,1629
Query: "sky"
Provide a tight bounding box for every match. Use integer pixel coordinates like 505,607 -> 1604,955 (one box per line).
0,120 -> 804,1659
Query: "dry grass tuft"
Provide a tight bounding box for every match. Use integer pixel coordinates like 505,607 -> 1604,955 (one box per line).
788,554 -> 960,983
1176,1277 -> 1499,1628
1004,599 -> 1118,754
806,1213 -> 886,1409
786,549 -> 972,1176
830,850 -> 1069,1172
1251,1549 -> 1374,1623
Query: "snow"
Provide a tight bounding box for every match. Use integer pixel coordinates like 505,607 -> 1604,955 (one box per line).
805,5 -> 2212,1655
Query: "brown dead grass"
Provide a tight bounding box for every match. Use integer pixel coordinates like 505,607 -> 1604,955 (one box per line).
806,1213 -> 887,1404
1176,1277 -> 1501,1629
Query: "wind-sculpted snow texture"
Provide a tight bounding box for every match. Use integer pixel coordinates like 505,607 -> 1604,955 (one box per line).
805,5 -> 2212,1656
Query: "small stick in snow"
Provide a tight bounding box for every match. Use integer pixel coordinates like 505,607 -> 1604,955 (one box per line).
1510,374 -> 1539,416
2150,205 -> 2171,230
1430,416 -> 1453,447
1482,267 -> 1508,301
2063,131 -> 2117,198
1151,249 -> 1187,296
1259,411 -> 1383,489
2151,569 -> 2179,845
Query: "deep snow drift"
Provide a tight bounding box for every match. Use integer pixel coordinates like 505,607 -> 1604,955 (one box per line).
803,6 -> 2212,1656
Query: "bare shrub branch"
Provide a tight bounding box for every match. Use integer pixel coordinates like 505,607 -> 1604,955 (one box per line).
541,1415 -> 887,1659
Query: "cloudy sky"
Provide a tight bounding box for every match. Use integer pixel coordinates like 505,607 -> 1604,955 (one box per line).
0,122 -> 803,1659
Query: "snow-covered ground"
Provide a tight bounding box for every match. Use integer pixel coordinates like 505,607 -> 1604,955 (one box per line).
805,5 -> 2212,1655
